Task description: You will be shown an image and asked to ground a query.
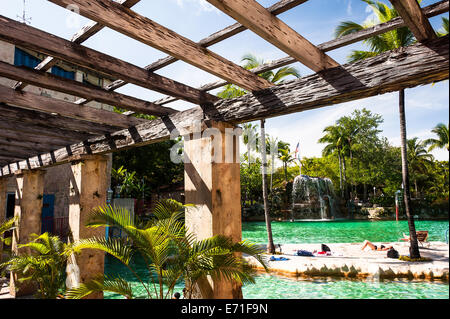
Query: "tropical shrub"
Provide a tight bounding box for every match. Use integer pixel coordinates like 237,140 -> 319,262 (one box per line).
1,232 -> 75,299
66,200 -> 268,299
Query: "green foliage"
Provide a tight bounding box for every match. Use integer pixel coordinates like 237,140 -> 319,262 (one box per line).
398,255 -> 432,262
217,53 -> 300,99
0,216 -> 16,238
65,200 -> 268,299
437,17 -> 449,37
112,140 -> 184,198
1,233 -> 75,299
335,0 -> 415,62
423,123 -> 449,152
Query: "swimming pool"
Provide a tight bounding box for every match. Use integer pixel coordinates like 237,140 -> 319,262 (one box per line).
104,256 -> 449,299
104,220 -> 449,299
242,274 -> 449,299
242,220 -> 449,244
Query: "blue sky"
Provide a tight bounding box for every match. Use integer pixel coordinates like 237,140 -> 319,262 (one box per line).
1,0 -> 449,162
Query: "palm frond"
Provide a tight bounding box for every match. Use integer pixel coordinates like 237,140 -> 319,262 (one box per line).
86,205 -> 134,229
72,237 -> 133,265
65,275 -> 133,299
334,21 -> 364,38
217,84 -> 247,99
0,217 -> 17,235
271,66 -> 300,84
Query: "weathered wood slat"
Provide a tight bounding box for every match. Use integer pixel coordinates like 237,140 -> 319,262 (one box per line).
2,36 -> 448,175
0,156 -> 25,163
0,103 -> 120,136
0,15 -> 218,105
101,0 -> 308,101
0,61 -> 176,116
0,139 -> 62,155
390,0 -> 437,42
0,120 -> 94,142
154,0 -> 449,106
206,0 -> 338,72
145,0 -> 309,73
0,129 -> 73,149
46,0 -> 272,92
0,85 -> 143,128
13,0 -> 142,91
0,145 -> 38,160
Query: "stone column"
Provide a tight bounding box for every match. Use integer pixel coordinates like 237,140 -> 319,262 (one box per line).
0,177 -> 7,263
69,155 -> 108,299
9,169 -> 46,297
184,120 -> 242,299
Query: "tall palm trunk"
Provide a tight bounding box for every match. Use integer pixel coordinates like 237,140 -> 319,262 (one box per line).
342,152 -> 347,199
260,119 -> 275,254
398,89 -> 420,259
338,151 -> 344,198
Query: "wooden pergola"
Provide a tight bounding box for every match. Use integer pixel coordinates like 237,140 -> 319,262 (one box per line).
0,0 -> 448,299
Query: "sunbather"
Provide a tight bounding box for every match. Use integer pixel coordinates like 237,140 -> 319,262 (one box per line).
361,240 -> 393,251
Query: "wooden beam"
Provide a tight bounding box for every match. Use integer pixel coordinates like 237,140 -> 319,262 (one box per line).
390,0 -> 437,42
0,141 -> 57,156
46,0 -> 272,92
0,145 -> 37,160
0,61 -> 177,116
0,129 -> 73,149
0,15 -> 217,105
0,156 -> 25,163
0,103 -> 121,137
156,0 -> 449,106
102,0 -> 308,113
2,36 -> 448,176
206,0 -> 339,72
0,85 -> 143,128
13,0 -> 142,91
0,119 -> 95,142
145,0 -> 309,73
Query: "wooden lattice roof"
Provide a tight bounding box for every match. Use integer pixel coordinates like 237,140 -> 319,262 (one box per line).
0,0 -> 448,175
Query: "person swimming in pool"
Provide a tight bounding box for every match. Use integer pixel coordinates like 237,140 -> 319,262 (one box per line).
361,240 -> 393,251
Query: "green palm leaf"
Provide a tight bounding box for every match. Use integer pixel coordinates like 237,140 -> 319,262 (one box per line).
65,275 -> 133,299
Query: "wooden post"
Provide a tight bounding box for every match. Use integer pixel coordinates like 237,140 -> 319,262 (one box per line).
9,169 -> 46,297
184,120 -> 242,299
0,177 -> 7,263
69,155 -> 108,299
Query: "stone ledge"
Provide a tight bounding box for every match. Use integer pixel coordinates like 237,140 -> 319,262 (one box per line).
244,241 -> 449,281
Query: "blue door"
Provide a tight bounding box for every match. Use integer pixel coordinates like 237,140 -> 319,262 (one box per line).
41,194 -> 55,234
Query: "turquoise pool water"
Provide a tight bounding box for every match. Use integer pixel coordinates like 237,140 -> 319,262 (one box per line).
242,220 -> 449,244
104,220 -> 449,299
242,274 -> 449,299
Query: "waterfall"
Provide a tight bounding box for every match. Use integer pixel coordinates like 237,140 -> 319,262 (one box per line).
292,175 -> 339,220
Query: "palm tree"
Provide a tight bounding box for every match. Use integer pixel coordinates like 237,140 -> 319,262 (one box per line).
241,123 -> 259,208
407,137 -> 434,198
437,17 -> 449,37
424,123 -> 449,152
65,200 -> 268,299
242,123 -> 259,167
278,147 -> 295,185
319,125 -> 347,198
335,0 -> 421,258
1,232 -> 75,299
266,136 -> 279,193
219,54 -> 300,254
0,217 -> 16,263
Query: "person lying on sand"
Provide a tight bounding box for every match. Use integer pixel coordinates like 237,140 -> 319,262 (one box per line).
361,240 -> 393,251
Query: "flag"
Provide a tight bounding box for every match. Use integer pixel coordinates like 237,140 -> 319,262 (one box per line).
294,142 -> 300,161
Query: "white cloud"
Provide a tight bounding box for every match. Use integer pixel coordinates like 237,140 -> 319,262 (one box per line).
347,0 -> 353,15
172,0 -> 219,14
363,4 -> 377,26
